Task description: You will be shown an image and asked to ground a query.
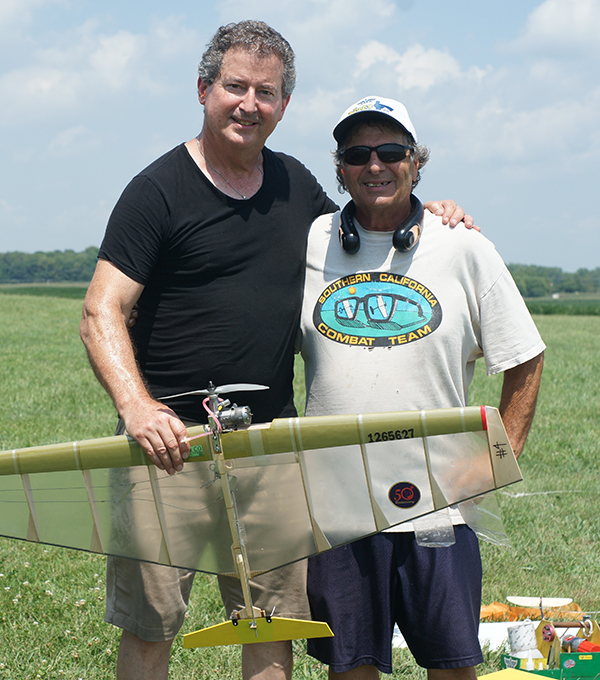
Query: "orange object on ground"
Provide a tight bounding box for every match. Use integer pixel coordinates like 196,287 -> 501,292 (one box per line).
480,602 -> 583,622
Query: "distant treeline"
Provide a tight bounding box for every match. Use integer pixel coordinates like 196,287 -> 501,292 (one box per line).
507,264 -> 600,298
0,247 -> 98,283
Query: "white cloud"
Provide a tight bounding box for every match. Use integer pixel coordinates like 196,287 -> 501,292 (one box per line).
358,42 -> 459,90
89,31 -> 145,90
0,0 -> 58,29
150,15 -> 198,59
217,0 -> 396,28
0,197 -> 18,214
0,67 -> 82,121
353,41 -> 487,93
0,197 -> 26,229
214,0 -> 399,67
514,0 -> 600,54
0,15 -> 199,124
289,86 -> 354,133
466,95 -> 599,164
47,125 -> 92,157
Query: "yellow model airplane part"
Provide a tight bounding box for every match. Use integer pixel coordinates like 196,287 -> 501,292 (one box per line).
183,616 -> 333,648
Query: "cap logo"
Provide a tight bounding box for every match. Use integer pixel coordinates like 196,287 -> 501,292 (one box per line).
345,98 -> 393,118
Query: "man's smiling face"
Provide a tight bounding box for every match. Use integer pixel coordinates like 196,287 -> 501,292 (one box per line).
342,123 -> 419,230
199,47 -> 290,155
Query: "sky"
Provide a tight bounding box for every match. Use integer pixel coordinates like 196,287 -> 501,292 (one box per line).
1,0 -> 599,271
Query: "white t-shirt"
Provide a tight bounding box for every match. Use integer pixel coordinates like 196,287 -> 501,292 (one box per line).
299,208 -> 545,531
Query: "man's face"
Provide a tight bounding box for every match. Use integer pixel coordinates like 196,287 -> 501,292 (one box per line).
199,48 -> 290,154
342,124 -> 419,227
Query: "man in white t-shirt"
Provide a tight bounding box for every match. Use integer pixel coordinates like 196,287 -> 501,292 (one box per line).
299,96 -> 545,680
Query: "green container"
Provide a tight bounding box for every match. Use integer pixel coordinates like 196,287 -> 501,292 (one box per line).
502,652 -> 600,679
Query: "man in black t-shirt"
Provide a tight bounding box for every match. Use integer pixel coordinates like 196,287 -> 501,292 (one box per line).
81,20 -> 473,680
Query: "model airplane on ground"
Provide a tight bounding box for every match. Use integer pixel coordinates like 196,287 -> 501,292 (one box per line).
0,383 -> 522,647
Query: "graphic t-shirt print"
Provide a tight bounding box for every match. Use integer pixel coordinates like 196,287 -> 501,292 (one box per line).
313,272 -> 442,347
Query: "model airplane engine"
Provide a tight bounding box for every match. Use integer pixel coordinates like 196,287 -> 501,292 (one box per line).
160,381 -> 269,430
215,400 -> 252,429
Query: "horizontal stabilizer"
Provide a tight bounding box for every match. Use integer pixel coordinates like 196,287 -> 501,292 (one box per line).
183,616 -> 333,648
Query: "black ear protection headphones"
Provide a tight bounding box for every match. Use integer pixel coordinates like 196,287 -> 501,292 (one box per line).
338,194 -> 424,254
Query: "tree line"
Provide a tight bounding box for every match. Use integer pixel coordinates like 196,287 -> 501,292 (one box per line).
0,250 -> 599,298
508,264 -> 600,298
0,247 -> 99,283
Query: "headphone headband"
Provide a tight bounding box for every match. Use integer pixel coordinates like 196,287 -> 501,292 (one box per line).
338,195 -> 423,255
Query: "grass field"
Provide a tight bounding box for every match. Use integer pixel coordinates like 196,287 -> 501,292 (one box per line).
525,299 -> 600,315
1,292 -> 599,678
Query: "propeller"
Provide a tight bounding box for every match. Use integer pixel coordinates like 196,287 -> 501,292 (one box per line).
161,382 -> 269,401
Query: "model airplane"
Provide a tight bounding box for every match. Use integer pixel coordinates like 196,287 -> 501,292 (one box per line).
0,384 -> 522,647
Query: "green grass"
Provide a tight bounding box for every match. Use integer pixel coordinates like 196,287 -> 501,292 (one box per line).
1,292 -> 600,677
525,298 -> 600,315
0,294 -> 115,449
472,315 -> 600,612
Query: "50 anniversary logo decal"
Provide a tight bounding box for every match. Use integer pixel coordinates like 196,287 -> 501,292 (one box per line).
313,272 -> 442,347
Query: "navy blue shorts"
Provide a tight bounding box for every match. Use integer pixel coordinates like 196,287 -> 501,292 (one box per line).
307,525 -> 483,674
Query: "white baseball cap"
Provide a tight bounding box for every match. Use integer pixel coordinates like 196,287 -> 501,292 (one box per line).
333,96 -> 418,144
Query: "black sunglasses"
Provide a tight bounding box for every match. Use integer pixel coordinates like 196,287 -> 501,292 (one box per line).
342,143 -> 414,166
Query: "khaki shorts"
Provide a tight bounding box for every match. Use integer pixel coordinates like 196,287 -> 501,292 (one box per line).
105,556 -> 310,641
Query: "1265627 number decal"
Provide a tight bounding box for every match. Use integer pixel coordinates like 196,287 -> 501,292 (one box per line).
367,429 -> 414,443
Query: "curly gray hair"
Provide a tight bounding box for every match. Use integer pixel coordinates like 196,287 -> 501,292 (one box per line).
333,119 -> 430,194
198,20 -> 296,98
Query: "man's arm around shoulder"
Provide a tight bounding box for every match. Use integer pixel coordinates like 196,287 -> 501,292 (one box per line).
499,352 -> 544,458
80,259 -> 189,474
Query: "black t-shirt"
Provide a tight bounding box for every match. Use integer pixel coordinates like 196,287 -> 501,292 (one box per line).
99,144 -> 337,423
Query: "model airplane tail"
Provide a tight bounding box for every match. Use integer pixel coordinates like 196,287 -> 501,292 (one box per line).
182,615 -> 333,648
